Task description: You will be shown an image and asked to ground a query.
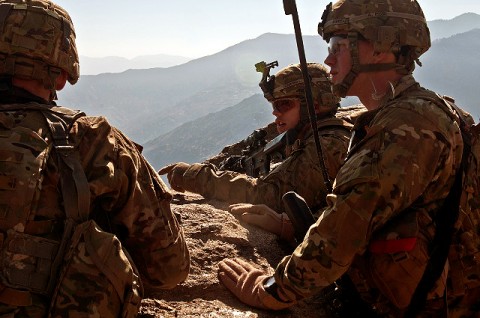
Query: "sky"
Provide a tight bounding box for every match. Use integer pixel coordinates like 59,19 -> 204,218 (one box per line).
55,0 -> 480,59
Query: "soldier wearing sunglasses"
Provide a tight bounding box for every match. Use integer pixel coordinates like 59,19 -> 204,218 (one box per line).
160,63 -> 364,243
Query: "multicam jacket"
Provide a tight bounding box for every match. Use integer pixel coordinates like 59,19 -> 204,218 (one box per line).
0,89 -> 190,316
271,75 -> 478,317
179,109 -> 361,213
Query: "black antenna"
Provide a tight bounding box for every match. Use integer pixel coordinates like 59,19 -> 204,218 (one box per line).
283,0 -> 332,192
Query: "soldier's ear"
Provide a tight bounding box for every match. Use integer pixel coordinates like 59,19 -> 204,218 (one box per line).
55,70 -> 68,91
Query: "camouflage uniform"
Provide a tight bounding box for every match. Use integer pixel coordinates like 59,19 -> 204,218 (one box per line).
0,88 -> 190,318
217,1 -> 480,316
179,113 -> 353,213
164,63 -> 364,213
270,75 -> 479,317
0,0 -> 189,316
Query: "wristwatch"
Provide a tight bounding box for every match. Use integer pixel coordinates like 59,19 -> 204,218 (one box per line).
263,276 -> 284,302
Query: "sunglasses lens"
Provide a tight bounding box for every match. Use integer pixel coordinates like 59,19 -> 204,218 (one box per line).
273,99 -> 295,113
328,35 -> 348,55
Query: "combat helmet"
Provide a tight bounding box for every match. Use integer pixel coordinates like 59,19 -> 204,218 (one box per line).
318,0 -> 431,97
0,0 -> 79,97
258,62 -> 340,121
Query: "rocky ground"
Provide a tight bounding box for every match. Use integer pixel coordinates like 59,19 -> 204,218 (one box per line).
138,192 -> 327,317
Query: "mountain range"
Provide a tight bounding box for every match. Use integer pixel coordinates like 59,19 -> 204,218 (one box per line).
79,54 -> 192,75
56,14 -> 480,170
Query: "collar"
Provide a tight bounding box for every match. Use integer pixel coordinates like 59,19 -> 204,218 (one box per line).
0,80 -> 52,105
376,74 -> 419,108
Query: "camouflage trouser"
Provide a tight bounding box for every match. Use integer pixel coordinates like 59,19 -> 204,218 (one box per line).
0,294 -> 48,318
448,286 -> 480,318
0,284 -> 122,318
416,286 -> 480,318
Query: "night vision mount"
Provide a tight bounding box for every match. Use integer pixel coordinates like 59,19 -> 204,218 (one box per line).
255,60 -> 278,101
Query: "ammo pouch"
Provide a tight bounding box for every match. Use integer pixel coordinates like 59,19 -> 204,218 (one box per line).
0,230 -> 60,305
350,210 -> 447,312
48,220 -> 143,318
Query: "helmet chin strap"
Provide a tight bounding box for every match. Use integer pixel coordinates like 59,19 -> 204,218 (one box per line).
292,95 -> 310,134
333,32 -> 405,98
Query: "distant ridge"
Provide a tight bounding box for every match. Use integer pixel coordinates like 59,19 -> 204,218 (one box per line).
79,54 -> 192,75
58,13 -> 480,156
428,12 -> 480,40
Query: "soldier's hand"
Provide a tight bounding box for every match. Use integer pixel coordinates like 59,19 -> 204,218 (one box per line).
158,162 -> 191,192
217,258 -> 291,310
228,203 -> 294,243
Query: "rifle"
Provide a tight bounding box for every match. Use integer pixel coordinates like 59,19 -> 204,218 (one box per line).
283,0 -> 333,193
244,130 -> 286,177
219,129 -> 286,178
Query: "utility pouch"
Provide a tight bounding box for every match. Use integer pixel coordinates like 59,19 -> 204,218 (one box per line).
0,230 -> 59,296
48,220 -> 143,318
366,211 -> 446,309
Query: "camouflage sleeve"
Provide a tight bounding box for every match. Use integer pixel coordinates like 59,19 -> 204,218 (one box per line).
72,116 -> 190,289
181,126 -> 350,212
271,104 -> 461,302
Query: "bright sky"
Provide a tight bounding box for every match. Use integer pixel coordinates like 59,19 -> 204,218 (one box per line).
55,0 -> 480,59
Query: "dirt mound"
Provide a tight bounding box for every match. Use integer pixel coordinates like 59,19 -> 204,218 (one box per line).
138,191 -> 327,317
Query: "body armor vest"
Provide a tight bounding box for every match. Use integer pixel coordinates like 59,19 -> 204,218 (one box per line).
0,103 -> 86,303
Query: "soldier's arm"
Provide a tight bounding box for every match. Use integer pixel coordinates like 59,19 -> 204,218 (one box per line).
73,116 -> 190,289
268,107 -> 458,303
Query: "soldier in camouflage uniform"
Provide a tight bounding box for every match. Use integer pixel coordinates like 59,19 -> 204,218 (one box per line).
217,0 -> 480,317
0,0 -> 189,316
160,63 -> 363,242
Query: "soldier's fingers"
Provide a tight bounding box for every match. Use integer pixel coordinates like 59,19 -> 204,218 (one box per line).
218,258 -> 245,279
228,203 -> 254,215
158,163 -> 177,175
234,258 -> 257,273
240,213 -> 268,226
228,203 -> 251,210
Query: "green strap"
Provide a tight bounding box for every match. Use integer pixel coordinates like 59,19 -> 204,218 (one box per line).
41,110 -> 90,221
40,109 -> 90,295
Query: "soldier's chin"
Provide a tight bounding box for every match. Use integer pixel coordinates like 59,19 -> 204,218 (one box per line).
276,123 -> 288,134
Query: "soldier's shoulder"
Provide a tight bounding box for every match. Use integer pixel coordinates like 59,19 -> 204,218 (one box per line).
336,104 -> 368,125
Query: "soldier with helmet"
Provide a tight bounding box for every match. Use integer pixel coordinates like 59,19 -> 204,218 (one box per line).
160,62 -> 363,243
0,0 -> 189,316
218,0 -> 479,317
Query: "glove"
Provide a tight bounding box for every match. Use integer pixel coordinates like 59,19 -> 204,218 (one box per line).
217,258 -> 292,310
158,162 -> 191,192
229,203 -> 295,243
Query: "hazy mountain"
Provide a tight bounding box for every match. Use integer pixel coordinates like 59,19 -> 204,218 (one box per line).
79,54 -> 192,75
58,33 -> 325,143
57,14 -> 480,153
143,94 -> 272,168
416,28 -> 480,119
428,13 -> 480,40
143,29 -> 480,169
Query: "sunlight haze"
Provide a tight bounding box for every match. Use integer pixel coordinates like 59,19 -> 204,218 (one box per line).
55,0 -> 480,59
